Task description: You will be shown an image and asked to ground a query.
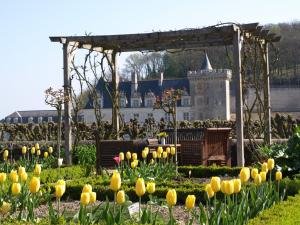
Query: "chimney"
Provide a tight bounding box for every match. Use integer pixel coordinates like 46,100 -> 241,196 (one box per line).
131,71 -> 138,94
159,72 -> 164,86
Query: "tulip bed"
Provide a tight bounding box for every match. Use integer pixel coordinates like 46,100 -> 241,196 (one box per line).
0,145 -> 299,224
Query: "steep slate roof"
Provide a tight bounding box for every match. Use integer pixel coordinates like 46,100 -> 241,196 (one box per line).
85,78 -> 190,109
6,110 -> 57,118
200,53 -> 213,70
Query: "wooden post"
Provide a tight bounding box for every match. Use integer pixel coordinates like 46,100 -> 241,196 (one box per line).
63,42 -> 73,164
263,42 -> 272,145
233,28 -> 245,166
110,51 -> 120,139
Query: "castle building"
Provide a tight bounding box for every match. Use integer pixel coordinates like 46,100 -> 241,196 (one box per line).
82,54 -> 232,123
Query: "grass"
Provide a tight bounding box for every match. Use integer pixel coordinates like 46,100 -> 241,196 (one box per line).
247,192 -> 300,225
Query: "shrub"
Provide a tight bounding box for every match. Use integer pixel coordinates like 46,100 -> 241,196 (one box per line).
247,192 -> 300,225
73,145 -> 96,176
178,165 -> 242,178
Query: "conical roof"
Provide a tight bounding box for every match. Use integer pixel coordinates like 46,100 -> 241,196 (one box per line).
200,53 -> 213,70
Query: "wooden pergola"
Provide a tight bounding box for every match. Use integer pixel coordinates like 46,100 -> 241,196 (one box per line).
50,22 -> 280,166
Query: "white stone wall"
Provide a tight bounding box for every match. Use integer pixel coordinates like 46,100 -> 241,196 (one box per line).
81,106 -> 192,124
230,87 -> 300,113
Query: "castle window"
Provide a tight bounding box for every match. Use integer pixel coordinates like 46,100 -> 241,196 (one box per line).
206,97 -> 209,105
13,117 -> 18,123
146,99 -> 153,107
48,117 -> 53,122
132,99 -> 140,108
133,113 -> 139,120
38,117 -> 43,123
6,118 -> 11,123
182,97 -> 190,106
147,113 -> 153,118
28,117 -> 34,123
197,96 -> 203,106
120,99 -> 127,108
183,112 -> 190,120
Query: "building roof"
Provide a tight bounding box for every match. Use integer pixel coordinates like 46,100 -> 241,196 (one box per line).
6,110 -> 57,118
85,78 -> 190,109
200,53 -> 213,70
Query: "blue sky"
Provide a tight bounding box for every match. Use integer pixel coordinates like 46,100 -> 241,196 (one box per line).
0,0 -> 299,119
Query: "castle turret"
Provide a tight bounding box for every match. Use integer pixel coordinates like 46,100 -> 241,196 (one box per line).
187,54 -> 232,120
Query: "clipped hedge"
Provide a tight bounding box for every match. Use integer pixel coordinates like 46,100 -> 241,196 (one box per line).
40,165 -> 86,184
247,192 -> 300,225
179,165 -> 242,178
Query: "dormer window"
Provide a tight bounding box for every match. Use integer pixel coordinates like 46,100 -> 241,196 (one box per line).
182,97 -> 191,106
13,117 -> 18,123
131,91 -> 142,108
144,90 -> 156,108
120,92 -> 128,108
96,92 -> 103,108
48,117 -> 53,122
6,118 -> 11,123
28,117 -> 34,123
38,117 -> 43,123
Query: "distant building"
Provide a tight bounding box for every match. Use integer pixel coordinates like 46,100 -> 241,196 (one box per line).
4,110 -> 58,124
82,54 -> 232,123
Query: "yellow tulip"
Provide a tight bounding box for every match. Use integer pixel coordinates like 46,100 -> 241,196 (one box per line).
142,150 -> 148,159
48,146 -> 53,154
119,152 -> 124,161
134,159 -> 139,166
0,172 -> 7,183
205,184 -> 215,198
9,170 -> 19,183
254,174 -> 262,185
21,146 -> 27,155
29,177 -> 40,194
44,152 -> 49,158
276,171 -> 282,181
37,150 -> 41,156
170,147 -> 176,155
117,190 -> 125,204
126,151 -> 131,160
225,180 -> 234,195
251,168 -> 258,179
146,182 -> 156,194
233,179 -> 241,193
150,159 -> 154,164
18,167 -> 26,176
55,184 -> 65,198
220,181 -> 227,194
20,172 -> 28,182
166,189 -> 177,206
157,153 -> 162,159
35,143 -> 40,150
267,158 -> 275,170
135,178 -> 146,197
144,147 -> 149,154
131,161 -> 136,169
0,201 -> 11,214
239,167 -> 250,183
110,171 -> 121,192
31,147 -> 36,154
261,162 -> 268,173
82,184 -> 92,193
166,147 -> 171,154
132,153 -> 137,160
152,151 -> 157,159
162,151 -> 168,159
57,179 -> 66,186
3,150 -> 9,158
12,183 -> 21,195
185,195 -> 196,210
260,171 -> 267,182
157,146 -> 163,154
90,192 -> 97,203
210,177 -> 221,192
80,192 -> 90,206
34,164 -> 41,176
